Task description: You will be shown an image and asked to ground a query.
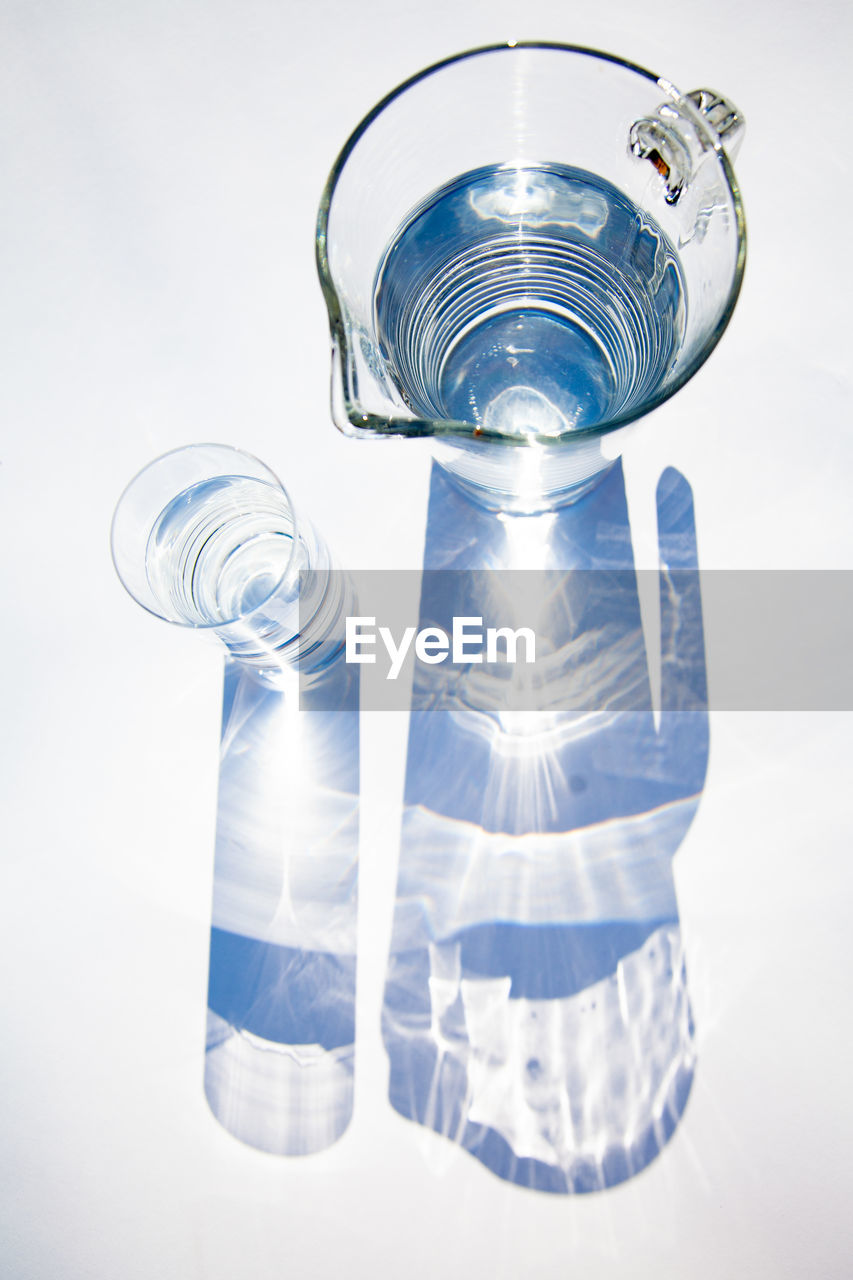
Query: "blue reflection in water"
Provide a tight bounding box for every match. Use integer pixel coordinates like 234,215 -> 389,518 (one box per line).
205,655 -> 359,1155
382,460 -> 707,1192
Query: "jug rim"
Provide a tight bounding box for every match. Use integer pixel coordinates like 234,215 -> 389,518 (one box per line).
315,40 -> 746,449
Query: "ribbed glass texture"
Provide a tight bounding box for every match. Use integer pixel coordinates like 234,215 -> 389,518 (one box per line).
111,445 -> 342,684
317,44 -> 745,508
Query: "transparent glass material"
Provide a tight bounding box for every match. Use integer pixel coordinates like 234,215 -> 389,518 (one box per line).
112,444 -> 359,1155
317,43 -> 746,510
111,445 -> 345,685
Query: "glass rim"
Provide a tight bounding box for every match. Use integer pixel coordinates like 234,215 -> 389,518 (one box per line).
315,40 -> 747,448
110,442 -> 298,630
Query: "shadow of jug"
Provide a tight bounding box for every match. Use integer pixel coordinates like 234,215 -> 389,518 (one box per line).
382,458 -> 708,1192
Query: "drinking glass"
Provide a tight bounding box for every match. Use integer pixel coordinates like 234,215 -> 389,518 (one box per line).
111,444 -> 345,684
112,445 -> 360,1154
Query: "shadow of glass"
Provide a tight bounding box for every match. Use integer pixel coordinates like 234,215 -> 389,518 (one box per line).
204,655 -> 359,1155
382,460 -> 708,1192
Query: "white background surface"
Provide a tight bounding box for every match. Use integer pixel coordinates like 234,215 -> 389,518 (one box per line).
2,2 -> 851,1277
